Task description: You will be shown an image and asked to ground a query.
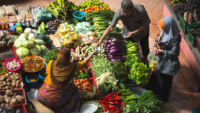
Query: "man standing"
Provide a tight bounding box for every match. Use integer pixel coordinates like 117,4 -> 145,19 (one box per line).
96,0 -> 151,64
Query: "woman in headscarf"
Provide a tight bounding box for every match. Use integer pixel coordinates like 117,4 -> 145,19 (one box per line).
36,48 -> 98,113
147,16 -> 181,101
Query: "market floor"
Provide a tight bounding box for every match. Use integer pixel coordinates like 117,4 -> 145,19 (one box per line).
2,0 -> 200,113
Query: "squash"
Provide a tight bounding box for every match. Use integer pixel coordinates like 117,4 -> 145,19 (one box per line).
184,12 -> 188,24
188,13 -> 194,25
194,10 -> 198,23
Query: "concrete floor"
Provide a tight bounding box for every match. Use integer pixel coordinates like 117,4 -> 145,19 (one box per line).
1,0 -> 200,113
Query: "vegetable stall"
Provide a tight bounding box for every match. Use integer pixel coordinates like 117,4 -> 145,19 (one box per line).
0,0 -> 164,112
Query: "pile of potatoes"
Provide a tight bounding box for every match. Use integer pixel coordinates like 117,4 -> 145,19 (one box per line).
0,72 -> 22,90
0,90 -> 25,107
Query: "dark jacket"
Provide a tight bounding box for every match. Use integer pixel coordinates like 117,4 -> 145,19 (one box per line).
154,34 -> 181,76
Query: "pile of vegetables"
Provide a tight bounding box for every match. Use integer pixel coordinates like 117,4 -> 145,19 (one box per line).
0,51 -> 15,60
0,30 -> 13,47
44,48 -> 60,65
91,56 -> 113,77
0,61 -> 8,75
95,72 -> 118,95
5,59 -> 20,70
0,90 -> 25,107
99,92 -> 123,113
104,39 -> 125,64
36,22 -> 48,34
37,34 -> 52,48
118,89 -> 137,105
0,72 -> 22,90
20,55 -> 44,72
123,91 -> 162,113
79,0 -> 110,13
74,78 -> 93,92
78,43 -> 105,60
47,20 -> 62,30
124,41 -> 139,55
14,29 -> 50,59
46,0 -> 79,21
93,16 -> 110,37
74,68 -> 91,79
79,90 -> 99,99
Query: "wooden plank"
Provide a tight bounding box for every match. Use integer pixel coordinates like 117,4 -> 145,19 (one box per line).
31,98 -> 55,113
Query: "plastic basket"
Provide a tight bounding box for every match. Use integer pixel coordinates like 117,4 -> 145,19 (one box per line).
186,25 -> 200,47
73,11 -> 86,21
0,71 -> 24,91
0,45 -> 18,60
39,68 -> 46,84
26,73 -> 40,88
197,36 -> 200,53
179,10 -> 200,34
4,58 -> 22,72
0,89 -> 27,107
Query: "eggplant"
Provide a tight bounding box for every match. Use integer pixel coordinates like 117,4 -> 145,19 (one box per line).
109,61 -> 113,65
108,52 -> 123,56
109,55 -> 124,57
112,39 -> 124,44
111,58 -> 125,62
110,49 -> 123,53
107,44 -> 112,48
109,56 -> 125,59
111,42 -> 122,48
104,44 -> 108,48
110,46 -> 122,50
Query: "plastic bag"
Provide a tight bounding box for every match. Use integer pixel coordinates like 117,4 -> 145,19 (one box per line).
149,52 -> 159,71
4,5 -> 16,16
0,7 -> 6,17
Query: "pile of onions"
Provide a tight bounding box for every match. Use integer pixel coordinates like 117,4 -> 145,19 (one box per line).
6,60 -> 20,70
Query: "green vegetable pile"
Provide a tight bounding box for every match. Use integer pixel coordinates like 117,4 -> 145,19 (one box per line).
46,0 -> 79,21
44,49 -> 59,65
74,69 -> 90,79
112,60 -> 128,83
36,22 -> 48,34
118,89 -> 137,105
37,34 -> 52,48
123,91 -> 162,113
91,56 -> 113,77
99,81 -> 118,95
124,41 -> 139,55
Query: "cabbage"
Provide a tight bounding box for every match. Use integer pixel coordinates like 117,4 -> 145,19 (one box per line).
40,45 -> 49,55
30,45 -> 42,55
19,33 -> 29,41
14,39 -> 22,48
28,33 -> 36,40
16,47 -> 30,59
34,39 -> 44,45
21,40 -> 35,48
24,28 -> 32,34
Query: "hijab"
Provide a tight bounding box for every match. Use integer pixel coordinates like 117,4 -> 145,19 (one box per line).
50,48 -> 76,88
160,16 -> 180,43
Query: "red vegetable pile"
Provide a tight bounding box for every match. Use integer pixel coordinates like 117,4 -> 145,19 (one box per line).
99,92 -> 124,113
104,39 -> 125,64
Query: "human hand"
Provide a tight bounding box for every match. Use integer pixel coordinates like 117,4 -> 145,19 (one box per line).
153,47 -> 159,56
126,31 -> 135,38
158,49 -> 163,53
92,50 -> 99,55
96,39 -> 102,48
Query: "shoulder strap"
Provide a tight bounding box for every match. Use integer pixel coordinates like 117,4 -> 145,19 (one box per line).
156,33 -> 162,49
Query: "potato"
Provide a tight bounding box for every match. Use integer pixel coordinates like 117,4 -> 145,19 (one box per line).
10,76 -> 14,80
4,95 -> 11,104
10,98 -> 18,106
15,76 -> 20,80
15,73 -> 20,76
2,81 -> 6,85
1,103 -> 5,107
5,104 -> 9,106
6,90 -> 13,97
8,72 -> 12,75
5,73 -> 9,78
5,86 -> 8,90
12,72 -> 16,75
16,80 -> 20,85
16,95 -> 24,103
16,84 -> 21,88
14,88 -> 18,89
0,76 -> 6,81
0,95 -> 4,103
6,82 -> 10,86
11,82 -> 15,87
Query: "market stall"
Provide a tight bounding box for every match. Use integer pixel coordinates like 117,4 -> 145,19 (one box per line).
163,0 -> 200,81
0,0 -> 163,112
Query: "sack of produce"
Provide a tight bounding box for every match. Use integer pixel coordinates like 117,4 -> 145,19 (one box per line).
14,39 -> 22,49
34,39 -> 44,45
30,45 -> 42,55
16,47 -> 30,59
0,7 -> 6,17
19,33 -> 29,41
149,52 -> 159,71
21,40 -> 34,48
